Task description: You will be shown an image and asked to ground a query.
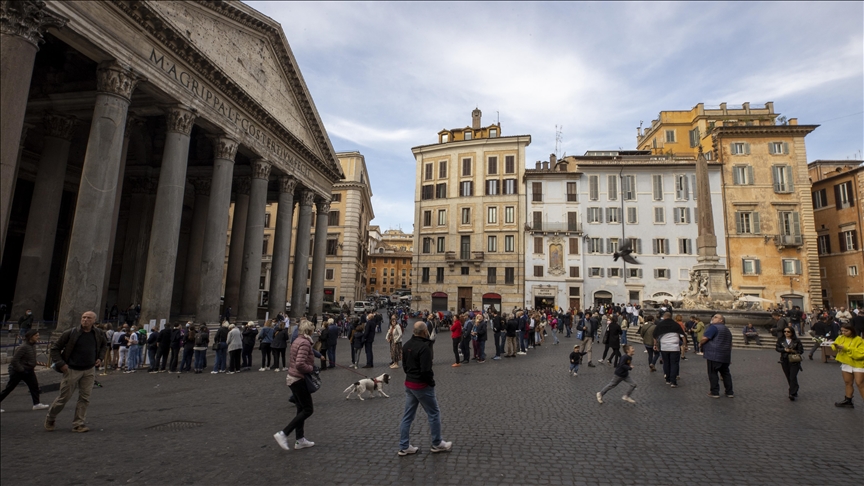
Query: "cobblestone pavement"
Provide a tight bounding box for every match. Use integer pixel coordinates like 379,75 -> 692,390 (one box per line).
1,325 -> 862,485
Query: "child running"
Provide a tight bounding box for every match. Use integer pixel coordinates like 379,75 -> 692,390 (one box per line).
596,345 -> 637,403
569,345 -> 587,376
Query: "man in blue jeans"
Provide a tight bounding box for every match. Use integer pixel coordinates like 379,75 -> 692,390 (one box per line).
398,322 -> 452,456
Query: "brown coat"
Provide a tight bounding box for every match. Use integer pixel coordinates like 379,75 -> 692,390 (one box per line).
287,335 -> 314,379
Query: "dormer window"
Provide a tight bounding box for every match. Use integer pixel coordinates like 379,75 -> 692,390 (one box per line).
464,131 -> 472,140
441,133 -> 449,143
490,128 -> 498,138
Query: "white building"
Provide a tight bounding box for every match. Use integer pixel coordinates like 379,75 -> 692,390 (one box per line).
523,154 -> 585,311
565,151 -> 727,306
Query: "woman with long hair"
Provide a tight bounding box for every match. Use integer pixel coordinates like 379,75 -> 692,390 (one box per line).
387,315 -> 403,369
273,320 -> 317,451
775,326 -> 804,401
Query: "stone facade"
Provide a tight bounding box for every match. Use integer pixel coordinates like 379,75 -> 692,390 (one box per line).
809,161 -> 863,309
1,1 -> 342,328
411,109 -> 530,312
367,228 -> 414,297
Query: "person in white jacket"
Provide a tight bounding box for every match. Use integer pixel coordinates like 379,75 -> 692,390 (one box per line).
387,315 -> 403,369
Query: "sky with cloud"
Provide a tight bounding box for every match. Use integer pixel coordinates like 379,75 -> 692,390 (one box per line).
247,1 -> 864,232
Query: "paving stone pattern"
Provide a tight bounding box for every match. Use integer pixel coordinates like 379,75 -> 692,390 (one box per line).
1,320 -> 862,485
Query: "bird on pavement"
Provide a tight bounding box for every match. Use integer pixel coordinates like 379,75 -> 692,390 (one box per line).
613,239 -> 641,265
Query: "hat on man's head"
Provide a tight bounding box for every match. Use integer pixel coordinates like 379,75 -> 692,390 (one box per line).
25,329 -> 39,340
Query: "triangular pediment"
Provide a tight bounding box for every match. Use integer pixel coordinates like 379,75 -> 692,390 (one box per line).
135,0 -> 341,179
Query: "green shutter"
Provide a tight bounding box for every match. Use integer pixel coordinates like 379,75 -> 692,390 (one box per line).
752,212 -> 761,234
733,167 -> 741,185
735,212 -> 743,234
744,143 -> 751,155
786,165 -> 794,192
783,142 -> 789,154
768,142 -> 776,155
791,211 -> 800,235
746,166 -> 754,184
755,259 -> 761,274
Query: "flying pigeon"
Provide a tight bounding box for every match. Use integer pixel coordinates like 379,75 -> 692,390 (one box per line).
613,239 -> 641,265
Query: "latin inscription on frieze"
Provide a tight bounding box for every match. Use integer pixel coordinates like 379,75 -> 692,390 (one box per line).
148,47 -> 310,179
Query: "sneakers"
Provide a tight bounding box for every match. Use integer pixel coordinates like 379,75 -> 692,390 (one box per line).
273,431 -> 291,450
492,356 -> 501,360
72,425 -> 89,433
516,352 -> 526,355
649,365 -> 656,372
295,438 -> 315,449
430,440 -> 452,453
259,368 -> 267,371
32,403 -> 50,411
622,396 -> 636,404
598,359 -> 604,364
726,394 -> 734,398
835,397 -> 854,408
707,394 -> 720,399
210,371 -> 218,374
398,445 -> 419,456
670,384 -> 678,388
44,417 -> 55,431
227,371 -> 235,375
596,392 -> 604,404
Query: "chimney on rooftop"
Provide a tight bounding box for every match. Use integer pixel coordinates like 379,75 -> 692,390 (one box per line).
535,161 -> 541,170
472,108 -> 482,130
550,153 -> 557,166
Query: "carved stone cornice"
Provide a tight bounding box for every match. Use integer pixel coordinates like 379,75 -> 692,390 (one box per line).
111,0 -> 342,182
279,175 -> 296,195
126,176 -> 157,195
0,0 -> 67,49
212,135 -> 238,161
315,200 -> 331,214
190,177 -> 211,197
250,158 -> 271,180
299,190 -> 315,207
233,176 -> 250,196
96,61 -> 141,101
42,112 -> 76,141
163,105 -> 196,135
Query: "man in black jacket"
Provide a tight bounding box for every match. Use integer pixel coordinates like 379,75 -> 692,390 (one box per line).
156,324 -> 173,372
504,313 -> 519,357
653,312 -> 687,387
45,311 -> 107,433
491,311 -> 504,360
168,323 -> 182,372
362,312 -> 378,368
398,322 -> 452,456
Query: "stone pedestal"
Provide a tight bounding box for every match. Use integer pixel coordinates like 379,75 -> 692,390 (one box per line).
238,159 -> 271,322
267,176 -> 296,318
57,61 -> 139,331
0,1 -> 66,261
139,106 -> 196,327
223,177 -> 250,315
308,200 -> 330,318
11,113 -> 76,320
289,190 -> 314,319
197,137 -> 237,324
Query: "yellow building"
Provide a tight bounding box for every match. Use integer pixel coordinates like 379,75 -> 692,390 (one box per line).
809,161 -> 863,309
366,228 -> 414,297
411,109 -> 530,312
637,103 -> 822,311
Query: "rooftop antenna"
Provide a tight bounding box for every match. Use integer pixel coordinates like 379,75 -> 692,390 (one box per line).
555,125 -> 563,159
496,111 -> 499,125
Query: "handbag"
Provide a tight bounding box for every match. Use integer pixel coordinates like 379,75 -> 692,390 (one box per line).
576,330 -> 584,340
212,341 -> 219,351
787,353 -> 802,363
304,366 -> 321,393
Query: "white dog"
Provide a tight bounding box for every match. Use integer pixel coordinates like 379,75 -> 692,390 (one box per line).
343,373 -> 390,400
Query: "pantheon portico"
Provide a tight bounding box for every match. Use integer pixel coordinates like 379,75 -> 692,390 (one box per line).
0,0 -> 343,330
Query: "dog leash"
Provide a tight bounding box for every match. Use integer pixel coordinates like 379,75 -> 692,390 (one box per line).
333,362 -> 371,379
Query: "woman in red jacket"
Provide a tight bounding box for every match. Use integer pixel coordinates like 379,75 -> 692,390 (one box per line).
273,320 -> 317,451
450,316 -> 463,367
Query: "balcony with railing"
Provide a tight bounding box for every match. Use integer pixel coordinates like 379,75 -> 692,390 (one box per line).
444,250 -> 484,268
774,234 -> 803,247
526,221 -> 582,234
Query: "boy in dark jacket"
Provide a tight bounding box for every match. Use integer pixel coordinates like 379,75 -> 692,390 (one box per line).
569,345 -> 587,376
596,345 -> 637,404
1,330 -> 50,411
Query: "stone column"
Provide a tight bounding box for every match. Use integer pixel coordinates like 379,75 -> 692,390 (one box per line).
116,176 -> 155,308
56,61 -> 140,331
238,158 -> 271,322
223,177 -> 250,316
267,176 -> 296,318
289,190 -> 315,319
11,113 -> 76,320
0,1 -> 66,260
138,106 -> 196,327
308,199 -> 331,318
180,177 -> 210,316
197,136 -> 238,324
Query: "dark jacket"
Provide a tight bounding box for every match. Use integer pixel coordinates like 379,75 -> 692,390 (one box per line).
363,315 -> 378,343
214,326 -> 229,344
769,317 -> 788,337
327,324 -> 339,347
505,318 -> 518,337
18,314 -> 34,330
775,336 -> 804,362
351,324 -> 365,349
158,328 -> 173,348
50,326 -> 108,370
402,335 -> 435,387
242,327 -> 257,347
603,321 -> 622,348
474,320 -> 488,340
170,328 -> 182,349
491,315 -> 503,334
10,340 -> 38,373
271,328 -> 289,349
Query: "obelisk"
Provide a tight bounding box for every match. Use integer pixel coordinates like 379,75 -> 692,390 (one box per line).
691,146 -> 734,302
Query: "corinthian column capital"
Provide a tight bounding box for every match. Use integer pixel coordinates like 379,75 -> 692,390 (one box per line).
233,176 -> 251,196
96,61 -> 141,101
42,112 -> 77,141
299,190 -> 315,207
279,176 -> 297,195
212,135 -> 238,161
315,200 -> 331,214
0,0 -> 67,49
163,105 -> 196,136
250,158 -> 272,180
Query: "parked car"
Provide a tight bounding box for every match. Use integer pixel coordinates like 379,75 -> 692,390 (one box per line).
322,302 -> 342,314
353,302 -> 367,314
